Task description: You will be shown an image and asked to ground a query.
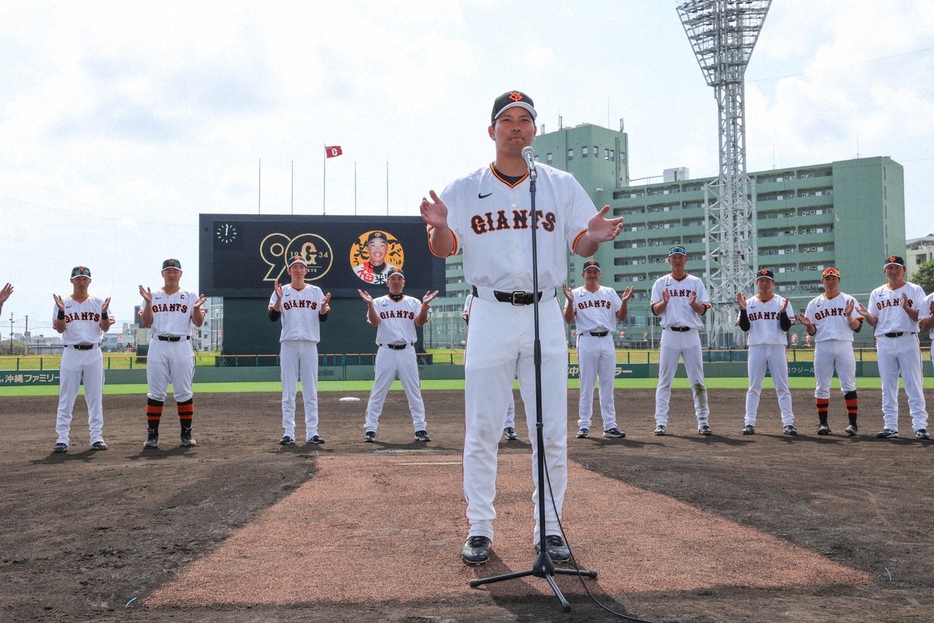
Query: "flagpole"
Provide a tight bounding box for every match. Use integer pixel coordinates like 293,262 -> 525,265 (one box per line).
258,158 -> 261,214
291,160 -> 294,215
386,161 -> 389,216
322,145 -> 326,215
354,161 -> 358,216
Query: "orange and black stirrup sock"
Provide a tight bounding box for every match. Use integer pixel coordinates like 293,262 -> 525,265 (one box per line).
146,398 -> 164,431
844,391 -> 858,426
177,398 -> 194,431
816,397 -> 830,426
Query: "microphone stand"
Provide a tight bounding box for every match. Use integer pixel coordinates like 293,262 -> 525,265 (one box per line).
469,155 -> 598,611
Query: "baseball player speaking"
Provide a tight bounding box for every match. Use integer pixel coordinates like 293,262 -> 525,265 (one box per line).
269,254 -> 331,445
138,259 -> 206,449
736,269 -> 797,436
650,246 -> 712,436
51,266 -> 114,453
421,90 -> 623,566
563,259 -> 632,440
857,256 -> 930,440
357,269 -> 437,442
796,267 -> 863,435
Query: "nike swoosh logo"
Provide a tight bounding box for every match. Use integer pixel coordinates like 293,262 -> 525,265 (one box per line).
478,192 -> 492,199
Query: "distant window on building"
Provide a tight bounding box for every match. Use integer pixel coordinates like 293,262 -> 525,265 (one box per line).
582,146 -> 589,158
605,148 -> 610,160
567,149 -> 574,161
547,152 -> 553,164
593,146 -> 598,158
609,150 -> 615,162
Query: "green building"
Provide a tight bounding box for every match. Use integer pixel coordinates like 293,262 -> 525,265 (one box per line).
426,123 -> 905,349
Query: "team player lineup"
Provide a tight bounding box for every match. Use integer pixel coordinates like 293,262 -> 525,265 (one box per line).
35,91 -> 931,465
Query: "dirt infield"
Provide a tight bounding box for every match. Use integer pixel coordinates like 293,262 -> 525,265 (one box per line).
1,388 -> 932,622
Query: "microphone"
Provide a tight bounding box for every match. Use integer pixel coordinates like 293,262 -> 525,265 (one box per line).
521,146 -> 537,180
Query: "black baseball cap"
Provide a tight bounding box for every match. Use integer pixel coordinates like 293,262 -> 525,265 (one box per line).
884,255 -> 905,268
288,254 -> 307,267
162,259 -> 181,270
491,91 -> 536,123
756,268 -> 775,281
70,266 -> 91,279
387,268 -> 405,279
582,260 -> 601,272
366,231 -> 389,245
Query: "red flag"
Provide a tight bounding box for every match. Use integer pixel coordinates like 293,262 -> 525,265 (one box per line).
325,145 -> 343,158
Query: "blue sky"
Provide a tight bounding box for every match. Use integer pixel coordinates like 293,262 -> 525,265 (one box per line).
1,0 -> 932,335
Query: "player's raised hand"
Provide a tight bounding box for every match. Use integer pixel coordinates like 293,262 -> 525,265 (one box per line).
780,298 -> 789,313
420,190 -> 448,228
796,313 -> 813,329
273,281 -> 284,301
138,285 -> 152,303
621,285 -> 634,302
562,283 -> 574,302
101,297 -> 111,315
321,293 -> 331,314
844,298 -> 855,315
52,293 -> 65,310
586,206 -> 623,243
0,283 -> 12,304
358,289 -> 373,304
193,294 -> 206,310
735,292 -> 747,309
422,290 -> 439,305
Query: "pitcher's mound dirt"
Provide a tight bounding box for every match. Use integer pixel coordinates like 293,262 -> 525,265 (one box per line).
145,453 -> 869,608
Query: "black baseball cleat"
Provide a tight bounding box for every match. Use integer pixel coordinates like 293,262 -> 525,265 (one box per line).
280,435 -> 295,445
576,427 -> 589,438
503,427 -> 518,441
143,430 -> 159,449
741,424 -> 755,435
916,429 -> 931,440
91,441 -> 108,451
698,424 -> 713,436
462,536 -> 492,565
876,428 -> 899,439
783,425 -> 798,436
654,424 -> 667,436
53,442 -> 68,453
817,424 -> 831,435
180,430 -> 197,447
363,431 -> 376,442
536,535 -> 571,564
603,427 -> 625,438
845,424 -> 858,436
414,430 -> 431,442
307,435 -> 325,444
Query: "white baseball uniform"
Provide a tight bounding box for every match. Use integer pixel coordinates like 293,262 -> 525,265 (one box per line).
738,294 -> 795,427
570,285 -> 621,432
437,162 -> 595,543
54,297 -> 109,446
144,288 -> 198,403
463,293 -> 516,429
271,284 -> 327,441
867,282 -> 929,433
924,292 -> 934,366
803,292 -> 860,398
363,294 -> 428,433
651,273 -> 711,428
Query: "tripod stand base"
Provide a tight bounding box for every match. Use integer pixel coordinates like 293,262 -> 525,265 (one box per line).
469,550 -> 598,612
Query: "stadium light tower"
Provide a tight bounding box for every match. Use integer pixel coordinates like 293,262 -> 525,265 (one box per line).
677,0 -> 771,348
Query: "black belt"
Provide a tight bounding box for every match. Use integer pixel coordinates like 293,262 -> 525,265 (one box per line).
589,331 -> 609,337
381,343 -> 408,350
157,335 -> 190,342
69,344 -> 97,350
669,326 -> 692,332
883,332 -> 916,338
471,285 -> 552,306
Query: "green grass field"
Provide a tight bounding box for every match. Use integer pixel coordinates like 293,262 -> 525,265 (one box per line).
1,375 -> 923,398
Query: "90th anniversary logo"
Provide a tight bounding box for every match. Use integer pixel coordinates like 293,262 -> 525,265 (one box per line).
260,233 -> 334,282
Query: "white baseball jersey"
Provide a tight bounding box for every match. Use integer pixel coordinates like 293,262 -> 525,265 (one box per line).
867,282 -> 929,335
437,163 -> 594,291
54,297 -> 107,345
145,289 -> 199,337
270,284 -> 326,342
651,274 -> 711,329
924,292 -> 934,340
740,295 -> 795,345
571,286 -> 621,333
369,295 -> 421,345
802,293 -> 860,342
